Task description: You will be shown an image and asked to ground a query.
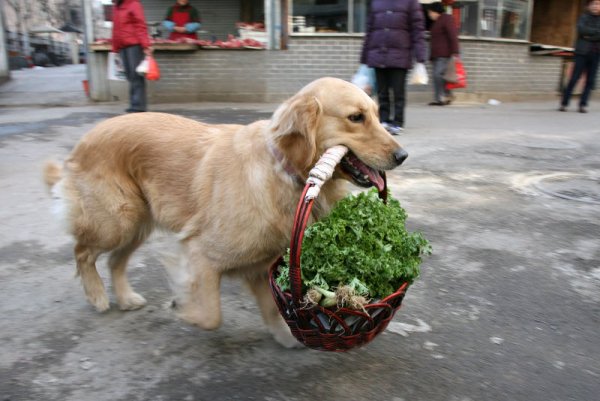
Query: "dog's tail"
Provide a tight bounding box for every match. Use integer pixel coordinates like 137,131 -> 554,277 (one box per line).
43,161 -> 63,191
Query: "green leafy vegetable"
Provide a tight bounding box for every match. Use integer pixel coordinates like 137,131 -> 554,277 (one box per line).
275,189 -> 431,305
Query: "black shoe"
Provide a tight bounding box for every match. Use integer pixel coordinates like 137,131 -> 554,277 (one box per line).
126,108 -> 146,113
558,106 -> 567,112
428,101 -> 445,106
579,106 -> 588,113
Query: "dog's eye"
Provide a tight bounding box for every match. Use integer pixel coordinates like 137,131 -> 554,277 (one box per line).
348,113 -> 365,123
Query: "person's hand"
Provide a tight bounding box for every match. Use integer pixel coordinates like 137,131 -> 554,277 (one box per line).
175,26 -> 186,33
144,47 -> 153,57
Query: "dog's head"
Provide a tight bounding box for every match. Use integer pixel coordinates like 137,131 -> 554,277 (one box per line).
268,77 -> 407,191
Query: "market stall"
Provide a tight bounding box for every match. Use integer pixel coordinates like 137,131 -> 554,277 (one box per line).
85,0 -> 571,104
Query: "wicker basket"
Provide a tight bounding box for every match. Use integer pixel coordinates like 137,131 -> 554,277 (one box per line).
268,148 -> 411,351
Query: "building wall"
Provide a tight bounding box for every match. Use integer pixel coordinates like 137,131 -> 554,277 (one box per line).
2,0 -> 82,34
134,37 -> 563,104
459,39 -> 564,95
531,0 -> 581,48
150,47 -> 268,103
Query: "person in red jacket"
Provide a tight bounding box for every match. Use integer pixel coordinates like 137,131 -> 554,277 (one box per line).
111,0 -> 152,112
427,2 -> 459,106
162,0 -> 201,41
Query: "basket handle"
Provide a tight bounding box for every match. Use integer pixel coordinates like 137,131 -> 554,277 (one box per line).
288,147 -> 388,306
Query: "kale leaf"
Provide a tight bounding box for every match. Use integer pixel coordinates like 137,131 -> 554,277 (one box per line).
276,189 -> 431,300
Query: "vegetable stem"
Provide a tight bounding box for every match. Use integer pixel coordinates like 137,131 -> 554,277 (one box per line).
313,286 -> 337,308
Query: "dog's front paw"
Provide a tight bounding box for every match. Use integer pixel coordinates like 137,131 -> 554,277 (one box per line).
87,293 -> 110,313
270,324 -> 302,349
117,292 -> 147,311
176,304 -> 222,330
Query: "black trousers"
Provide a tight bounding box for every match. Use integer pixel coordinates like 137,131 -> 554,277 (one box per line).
119,45 -> 147,111
561,52 -> 600,108
375,67 -> 408,127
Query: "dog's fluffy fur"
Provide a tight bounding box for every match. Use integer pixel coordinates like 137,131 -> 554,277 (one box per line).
43,77 -> 407,347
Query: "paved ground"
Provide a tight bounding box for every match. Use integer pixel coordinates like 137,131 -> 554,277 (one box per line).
0,65 -> 599,401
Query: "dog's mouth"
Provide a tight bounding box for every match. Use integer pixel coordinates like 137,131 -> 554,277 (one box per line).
340,152 -> 385,191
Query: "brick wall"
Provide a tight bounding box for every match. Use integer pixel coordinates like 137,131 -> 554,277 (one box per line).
263,37 -> 365,101
460,39 -> 563,96
151,48 -> 268,103
98,37 -> 564,103
142,36 -> 564,103
101,2 -> 566,103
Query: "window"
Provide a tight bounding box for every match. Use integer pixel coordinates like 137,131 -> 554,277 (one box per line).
289,0 -> 531,38
291,0 -> 368,34
499,0 -> 529,39
449,0 -> 531,40
450,0 -> 479,36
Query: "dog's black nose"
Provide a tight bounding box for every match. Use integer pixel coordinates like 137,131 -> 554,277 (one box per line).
394,148 -> 409,166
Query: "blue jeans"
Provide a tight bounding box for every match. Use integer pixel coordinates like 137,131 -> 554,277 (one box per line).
120,45 -> 147,111
561,53 -> 600,107
432,57 -> 451,102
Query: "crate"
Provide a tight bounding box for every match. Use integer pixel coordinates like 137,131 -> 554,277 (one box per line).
238,28 -> 268,45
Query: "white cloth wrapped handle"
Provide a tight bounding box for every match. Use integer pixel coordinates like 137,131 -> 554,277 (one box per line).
305,145 -> 348,200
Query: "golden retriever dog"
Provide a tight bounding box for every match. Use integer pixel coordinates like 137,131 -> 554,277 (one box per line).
43,77 -> 408,347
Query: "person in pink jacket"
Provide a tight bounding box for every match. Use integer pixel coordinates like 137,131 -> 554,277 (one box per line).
112,0 -> 153,112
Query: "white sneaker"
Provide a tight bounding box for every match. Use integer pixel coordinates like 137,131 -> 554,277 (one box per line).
382,122 -> 403,135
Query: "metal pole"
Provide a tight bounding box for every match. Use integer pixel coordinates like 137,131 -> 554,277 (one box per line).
267,0 -> 276,49
81,0 -> 94,91
348,0 -> 354,33
281,0 -> 288,50
0,4 -> 10,80
21,0 -> 31,57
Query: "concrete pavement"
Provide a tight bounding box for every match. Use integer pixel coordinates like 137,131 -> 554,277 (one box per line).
0,65 -> 599,401
0,64 -> 90,108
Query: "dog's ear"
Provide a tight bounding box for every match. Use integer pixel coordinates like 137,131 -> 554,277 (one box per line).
269,94 -> 322,168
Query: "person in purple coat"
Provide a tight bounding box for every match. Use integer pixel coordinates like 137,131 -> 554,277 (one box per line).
360,0 -> 427,134
427,2 -> 460,106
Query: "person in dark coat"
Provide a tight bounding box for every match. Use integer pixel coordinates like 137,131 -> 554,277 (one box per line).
560,0 -> 600,113
112,0 -> 152,113
360,0 -> 427,134
427,2 -> 459,106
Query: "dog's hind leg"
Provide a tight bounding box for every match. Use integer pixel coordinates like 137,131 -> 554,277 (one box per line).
70,187 -> 150,312
108,236 -> 149,311
74,243 -> 109,312
245,273 -> 301,348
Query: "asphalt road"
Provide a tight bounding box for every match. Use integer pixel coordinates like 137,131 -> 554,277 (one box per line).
0,65 -> 599,401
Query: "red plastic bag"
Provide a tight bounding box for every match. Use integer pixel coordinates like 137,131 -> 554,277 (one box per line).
445,58 -> 466,90
146,56 -> 160,81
